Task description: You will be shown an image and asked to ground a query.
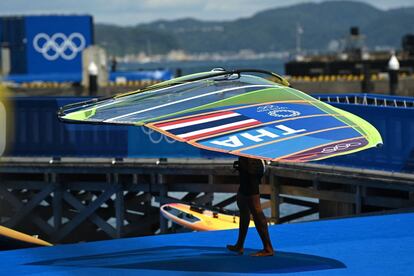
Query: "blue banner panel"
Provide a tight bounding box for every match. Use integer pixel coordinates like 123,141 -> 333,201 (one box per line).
2,97 -> 224,159
24,15 -> 93,74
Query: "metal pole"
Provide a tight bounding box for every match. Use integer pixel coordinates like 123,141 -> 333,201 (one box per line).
269,174 -> 280,224
114,173 -> 125,238
158,174 -> 168,233
52,173 -> 62,231
355,185 -> 362,214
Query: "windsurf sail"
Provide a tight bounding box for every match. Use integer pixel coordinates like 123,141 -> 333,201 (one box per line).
58,69 -> 382,162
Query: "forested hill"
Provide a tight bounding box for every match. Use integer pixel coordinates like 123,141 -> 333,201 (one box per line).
95,1 -> 414,56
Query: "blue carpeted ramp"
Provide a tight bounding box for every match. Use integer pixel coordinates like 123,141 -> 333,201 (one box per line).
0,212 -> 413,275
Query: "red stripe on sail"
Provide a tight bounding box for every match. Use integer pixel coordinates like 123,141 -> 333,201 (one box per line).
154,111 -> 235,128
182,120 -> 262,141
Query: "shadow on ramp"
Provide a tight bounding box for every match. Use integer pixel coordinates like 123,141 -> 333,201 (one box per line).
29,245 -> 346,274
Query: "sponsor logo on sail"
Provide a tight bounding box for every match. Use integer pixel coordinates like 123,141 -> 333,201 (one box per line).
142,127 -> 176,144
321,142 -> 362,153
257,105 -> 301,118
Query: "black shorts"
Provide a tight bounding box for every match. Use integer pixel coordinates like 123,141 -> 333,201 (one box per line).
238,171 -> 261,196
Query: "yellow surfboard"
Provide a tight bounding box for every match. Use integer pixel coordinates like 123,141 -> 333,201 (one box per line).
0,225 -> 52,250
160,203 -> 255,231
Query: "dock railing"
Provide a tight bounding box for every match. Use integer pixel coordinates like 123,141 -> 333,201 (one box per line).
0,157 -> 413,243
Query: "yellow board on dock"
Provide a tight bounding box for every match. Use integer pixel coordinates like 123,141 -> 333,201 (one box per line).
0,225 -> 52,250
160,203 -> 255,231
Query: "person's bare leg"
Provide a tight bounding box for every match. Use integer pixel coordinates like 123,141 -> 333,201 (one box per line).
247,194 -> 274,256
227,193 -> 250,255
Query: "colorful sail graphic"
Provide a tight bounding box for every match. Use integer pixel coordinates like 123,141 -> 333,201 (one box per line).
58,69 -> 383,162
153,110 -> 262,141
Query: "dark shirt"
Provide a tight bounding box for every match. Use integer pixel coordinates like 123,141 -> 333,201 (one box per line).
234,157 -> 265,195
237,156 -> 265,176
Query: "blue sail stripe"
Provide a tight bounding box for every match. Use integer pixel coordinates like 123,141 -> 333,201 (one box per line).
239,127 -> 360,159
198,115 -> 347,151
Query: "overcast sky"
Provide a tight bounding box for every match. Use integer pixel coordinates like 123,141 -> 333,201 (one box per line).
0,0 -> 413,25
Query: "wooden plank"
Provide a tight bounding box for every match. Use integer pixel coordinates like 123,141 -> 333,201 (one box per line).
269,175 -> 280,224
3,184 -> 55,228
2,181 -> 47,190
280,196 -> 318,208
279,207 -> 319,223
192,193 -> 215,205
61,191 -> 116,239
158,174 -> 168,234
1,159 -> 414,243
355,185 -> 362,214
52,184 -> 63,230
165,183 -> 271,194
181,192 -> 200,202
165,183 -> 238,193
215,195 -> 237,208
0,185 -> 53,235
280,185 -> 356,204
123,214 -> 160,237
115,191 -> 125,238
124,192 -> 152,212
205,174 -> 214,206
281,185 -> 413,209
364,196 -> 414,209
52,186 -> 118,241
31,216 -> 54,236
47,173 -> 61,232
65,182 -> 113,191
269,168 -> 414,190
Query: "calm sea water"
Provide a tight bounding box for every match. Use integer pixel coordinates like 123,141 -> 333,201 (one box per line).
120,58 -> 286,76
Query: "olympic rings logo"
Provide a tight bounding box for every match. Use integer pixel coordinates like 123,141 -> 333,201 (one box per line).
33,32 -> 86,61
141,127 -> 176,144
321,142 -> 362,154
257,105 -> 301,118
267,109 -> 301,118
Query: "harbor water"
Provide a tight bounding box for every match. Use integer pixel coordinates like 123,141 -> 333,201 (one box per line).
119,58 -> 286,76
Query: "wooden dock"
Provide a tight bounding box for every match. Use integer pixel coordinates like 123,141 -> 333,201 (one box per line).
0,157 -> 413,243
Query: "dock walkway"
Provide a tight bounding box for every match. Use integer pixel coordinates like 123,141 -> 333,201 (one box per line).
0,157 -> 413,243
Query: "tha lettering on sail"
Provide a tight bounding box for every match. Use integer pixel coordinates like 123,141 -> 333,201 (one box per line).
208,125 -> 306,149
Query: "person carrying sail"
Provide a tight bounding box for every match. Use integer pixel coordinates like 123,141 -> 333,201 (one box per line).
227,156 -> 274,257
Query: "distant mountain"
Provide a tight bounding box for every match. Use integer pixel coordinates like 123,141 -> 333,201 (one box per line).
95,1 -> 414,56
